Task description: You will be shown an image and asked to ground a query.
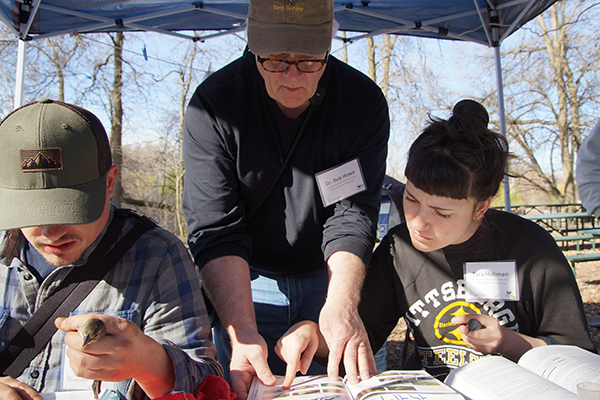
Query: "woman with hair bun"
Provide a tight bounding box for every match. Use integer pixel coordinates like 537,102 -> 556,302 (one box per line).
273,100 -> 595,386
357,99 -> 596,379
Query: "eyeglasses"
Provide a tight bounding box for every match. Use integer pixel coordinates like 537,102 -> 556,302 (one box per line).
256,51 -> 329,73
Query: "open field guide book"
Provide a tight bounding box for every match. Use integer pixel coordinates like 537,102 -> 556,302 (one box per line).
248,370 -> 465,400
445,345 -> 600,400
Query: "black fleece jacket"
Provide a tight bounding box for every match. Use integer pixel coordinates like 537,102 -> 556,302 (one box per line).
182,48 -> 389,274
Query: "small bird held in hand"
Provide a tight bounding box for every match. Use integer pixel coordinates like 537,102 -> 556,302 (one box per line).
79,318 -> 107,347
78,318 -> 107,400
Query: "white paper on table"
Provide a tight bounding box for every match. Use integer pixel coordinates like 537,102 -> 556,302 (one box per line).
41,391 -> 96,400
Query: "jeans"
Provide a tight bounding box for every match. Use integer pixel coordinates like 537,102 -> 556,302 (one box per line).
374,340 -> 387,373
214,268 -> 330,382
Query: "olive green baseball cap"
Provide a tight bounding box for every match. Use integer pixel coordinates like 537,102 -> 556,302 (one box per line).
0,97 -> 112,230
247,0 -> 334,56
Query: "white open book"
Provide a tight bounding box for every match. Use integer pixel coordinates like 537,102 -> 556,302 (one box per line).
248,370 -> 465,400
444,345 -> 600,400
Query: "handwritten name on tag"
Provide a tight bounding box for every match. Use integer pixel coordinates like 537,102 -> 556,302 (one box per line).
315,158 -> 366,207
464,260 -> 519,302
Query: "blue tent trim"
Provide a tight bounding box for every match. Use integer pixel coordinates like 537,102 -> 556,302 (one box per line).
0,0 -> 558,47
0,0 -> 559,212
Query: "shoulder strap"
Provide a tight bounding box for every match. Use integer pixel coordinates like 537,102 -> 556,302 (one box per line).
0,209 -> 156,377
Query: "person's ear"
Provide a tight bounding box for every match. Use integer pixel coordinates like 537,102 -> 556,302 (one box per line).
105,165 -> 119,198
474,197 -> 492,221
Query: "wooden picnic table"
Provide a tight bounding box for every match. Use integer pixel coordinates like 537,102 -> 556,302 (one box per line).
521,212 -> 596,235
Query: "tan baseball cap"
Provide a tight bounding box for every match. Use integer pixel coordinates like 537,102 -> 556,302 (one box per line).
247,0 -> 334,56
0,97 -> 112,230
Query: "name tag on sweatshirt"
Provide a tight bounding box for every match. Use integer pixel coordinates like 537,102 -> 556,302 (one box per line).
464,260 -> 519,302
315,158 -> 366,207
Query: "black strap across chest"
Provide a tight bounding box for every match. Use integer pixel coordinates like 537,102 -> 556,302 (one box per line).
0,208 -> 156,377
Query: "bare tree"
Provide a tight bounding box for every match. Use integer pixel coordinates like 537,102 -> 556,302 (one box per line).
365,34 -> 398,96
379,34 -> 396,97
0,28 -> 89,108
363,34 -> 444,179
481,0 -> 600,204
109,32 -> 124,206
0,26 -> 18,115
28,35 -> 85,101
77,31 -> 149,207
116,34 -> 244,237
367,37 -> 376,82
171,39 -> 202,237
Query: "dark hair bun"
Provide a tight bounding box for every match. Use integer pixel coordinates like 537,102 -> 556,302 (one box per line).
452,99 -> 489,129
405,99 -> 510,202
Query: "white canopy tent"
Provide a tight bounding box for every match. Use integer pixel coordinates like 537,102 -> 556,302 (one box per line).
0,0 -> 561,210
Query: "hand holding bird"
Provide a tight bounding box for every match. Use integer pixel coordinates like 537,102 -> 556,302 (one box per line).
56,314 -> 176,399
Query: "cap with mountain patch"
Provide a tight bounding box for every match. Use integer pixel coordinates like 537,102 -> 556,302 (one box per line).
0,97 -> 112,230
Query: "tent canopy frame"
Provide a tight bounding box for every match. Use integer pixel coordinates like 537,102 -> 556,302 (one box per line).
2,0 -> 559,211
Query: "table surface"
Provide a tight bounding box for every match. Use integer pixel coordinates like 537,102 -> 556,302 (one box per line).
521,212 -> 593,220
579,228 -> 600,235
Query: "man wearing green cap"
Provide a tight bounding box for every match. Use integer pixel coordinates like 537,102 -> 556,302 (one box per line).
182,0 -> 390,396
0,98 -> 222,399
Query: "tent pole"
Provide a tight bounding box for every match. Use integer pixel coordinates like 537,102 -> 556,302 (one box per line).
494,45 -> 511,213
14,39 -> 26,109
491,6 -> 511,213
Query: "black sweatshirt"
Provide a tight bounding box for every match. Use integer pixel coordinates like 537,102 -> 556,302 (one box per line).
183,48 -> 389,274
360,209 -> 596,379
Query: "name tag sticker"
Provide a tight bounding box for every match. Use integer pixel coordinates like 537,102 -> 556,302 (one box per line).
315,158 -> 367,207
464,260 -> 519,302
60,342 -> 119,394
60,342 -> 94,390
